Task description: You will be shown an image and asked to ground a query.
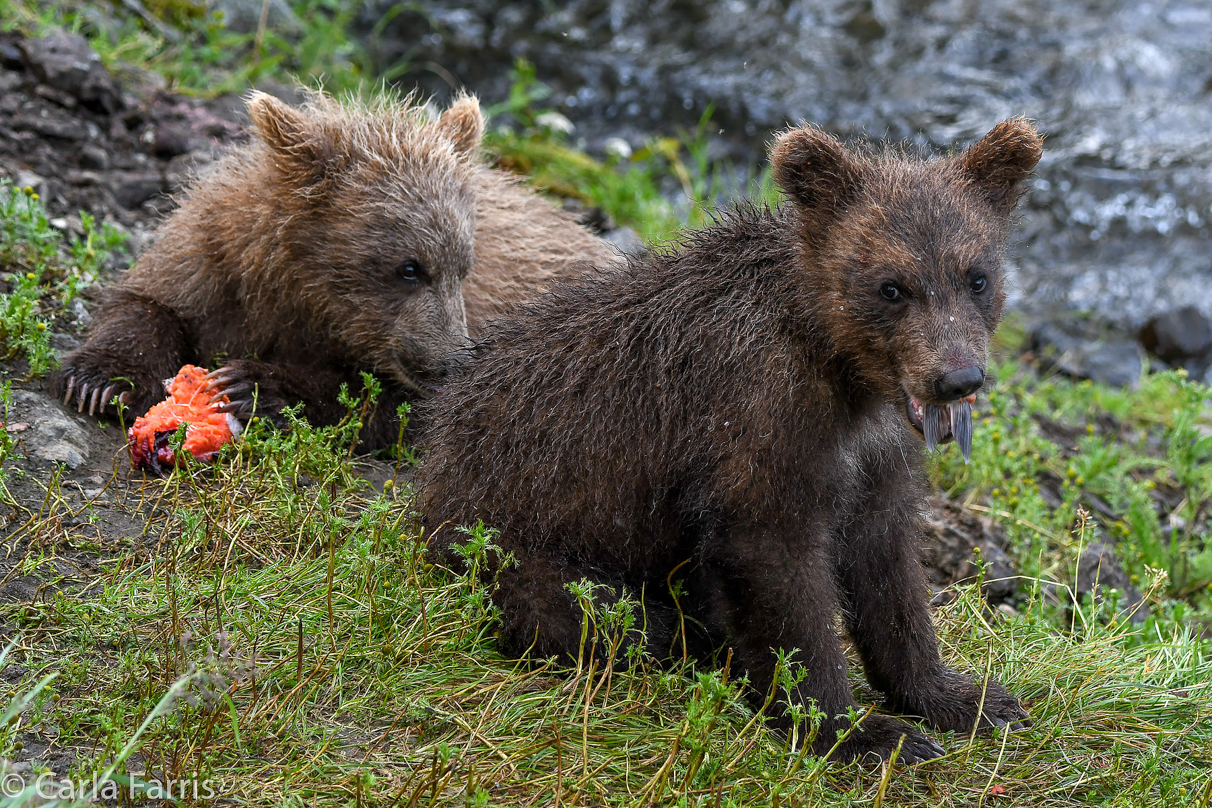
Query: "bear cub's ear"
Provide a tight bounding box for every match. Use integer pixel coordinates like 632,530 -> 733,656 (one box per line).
247,91 -> 338,184
959,118 -> 1043,212
437,94 -> 485,157
248,91 -> 311,154
771,125 -> 862,215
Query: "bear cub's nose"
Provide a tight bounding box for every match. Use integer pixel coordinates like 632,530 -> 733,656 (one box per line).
934,366 -> 985,400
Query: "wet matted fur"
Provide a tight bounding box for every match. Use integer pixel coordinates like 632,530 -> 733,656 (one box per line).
418,119 -> 1044,763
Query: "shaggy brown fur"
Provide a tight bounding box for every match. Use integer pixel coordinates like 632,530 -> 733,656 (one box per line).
50,91 -> 613,447
417,119 -> 1043,764
464,168 -> 614,339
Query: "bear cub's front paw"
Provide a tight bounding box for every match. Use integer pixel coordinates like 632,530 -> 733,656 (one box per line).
203,362 -> 286,422
823,713 -> 945,765
50,361 -> 137,417
910,669 -> 1031,734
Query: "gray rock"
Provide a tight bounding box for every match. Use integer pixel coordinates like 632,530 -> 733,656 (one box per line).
164,150 -> 218,192
16,31 -> 121,113
209,0 -> 302,35
50,332 -> 81,354
603,226 -> 645,258
0,68 -> 20,94
1076,541 -> 1149,624
0,40 -> 23,70
1078,342 -> 1145,389
152,122 -> 192,158
9,110 -> 89,141
70,298 -> 92,327
1139,306 -> 1212,371
13,170 -> 46,197
108,172 -> 164,209
34,82 -> 79,109
1030,319 -> 1144,388
78,143 -> 109,171
10,392 -> 91,469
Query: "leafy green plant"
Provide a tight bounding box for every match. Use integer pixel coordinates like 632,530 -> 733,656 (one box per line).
0,183 -> 62,374
0,181 -> 126,375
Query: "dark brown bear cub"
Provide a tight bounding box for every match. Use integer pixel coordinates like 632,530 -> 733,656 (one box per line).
418,119 -> 1043,763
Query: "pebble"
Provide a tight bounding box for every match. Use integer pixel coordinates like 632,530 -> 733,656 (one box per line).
1139,306 -> 1212,375
1029,319 -> 1144,388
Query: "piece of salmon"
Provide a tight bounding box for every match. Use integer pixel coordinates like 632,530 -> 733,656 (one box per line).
127,365 -> 241,474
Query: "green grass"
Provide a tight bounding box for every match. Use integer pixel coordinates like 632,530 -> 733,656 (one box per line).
1,402 -> 1209,806
0,0 -> 375,96
0,5 -> 1209,805
485,61 -> 780,244
0,181 -> 127,376
929,357 -> 1212,624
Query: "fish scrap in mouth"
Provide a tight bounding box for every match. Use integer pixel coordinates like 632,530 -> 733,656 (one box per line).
906,393 -> 977,462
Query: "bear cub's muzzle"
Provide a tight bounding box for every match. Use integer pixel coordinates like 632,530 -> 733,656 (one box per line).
905,365 -> 985,462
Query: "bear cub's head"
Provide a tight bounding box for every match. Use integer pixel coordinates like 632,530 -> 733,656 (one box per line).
772,119 -> 1043,459
245,91 -> 485,394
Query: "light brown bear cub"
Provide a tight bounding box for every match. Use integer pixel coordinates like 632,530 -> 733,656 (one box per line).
50,92 -> 614,448
418,119 -> 1043,763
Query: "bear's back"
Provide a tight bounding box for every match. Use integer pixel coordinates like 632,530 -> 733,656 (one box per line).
419,203 -> 886,562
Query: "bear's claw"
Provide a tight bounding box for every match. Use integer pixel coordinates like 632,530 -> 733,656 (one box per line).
902,735 -> 947,764
903,669 -> 1032,737
204,366 -> 275,421
827,714 -> 946,766
55,372 -> 132,417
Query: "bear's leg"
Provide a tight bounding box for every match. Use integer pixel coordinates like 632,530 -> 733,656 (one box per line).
836,480 -> 1031,735
482,549 -> 679,665
50,289 -> 192,418
203,359 -> 410,451
698,531 -> 945,764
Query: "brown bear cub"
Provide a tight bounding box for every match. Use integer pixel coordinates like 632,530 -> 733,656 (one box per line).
417,119 -> 1043,763
50,92 -> 613,448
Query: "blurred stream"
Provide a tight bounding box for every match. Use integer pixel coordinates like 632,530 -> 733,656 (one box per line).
363,0 -> 1212,327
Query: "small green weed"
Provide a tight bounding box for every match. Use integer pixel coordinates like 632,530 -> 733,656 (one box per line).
0,181 -> 126,375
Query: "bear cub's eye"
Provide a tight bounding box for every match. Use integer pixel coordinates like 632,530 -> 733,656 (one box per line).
879,282 -> 904,302
970,275 -> 987,294
397,262 -> 427,284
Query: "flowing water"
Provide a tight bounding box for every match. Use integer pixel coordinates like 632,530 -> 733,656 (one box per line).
363,0 -> 1212,325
